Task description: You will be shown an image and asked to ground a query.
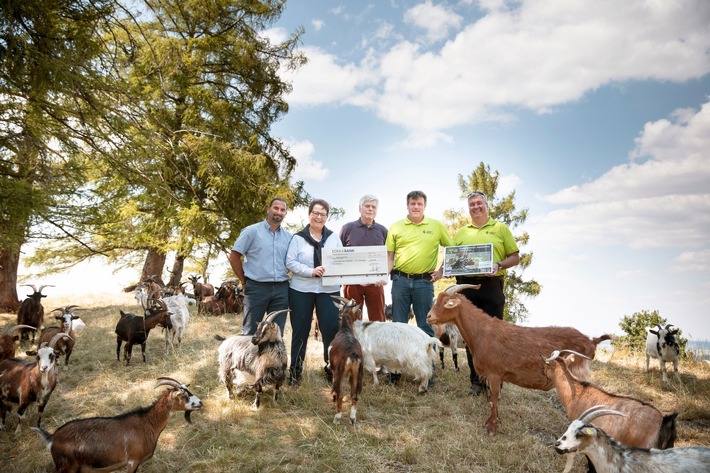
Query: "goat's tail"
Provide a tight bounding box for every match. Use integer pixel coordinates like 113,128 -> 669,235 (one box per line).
657,412 -> 679,449
30,427 -> 52,450
427,338 -> 444,358
592,334 -> 612,345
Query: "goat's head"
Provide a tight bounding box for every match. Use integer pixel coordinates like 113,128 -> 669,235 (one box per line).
146,300 -> 173,329
554,405 -> 627,455
22,284 -> 53,300
252,309 -> 289,345
155,377 -> 203,423
331,296 -> 362,325
51,306 -> 81,331
542,349 -> 591,380
649,323 -> 680,350
426,284 -> 481,325
27,333 -> 72,373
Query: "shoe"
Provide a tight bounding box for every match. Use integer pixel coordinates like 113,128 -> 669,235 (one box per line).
468,384 -> 484,396
323,365 -> 333,383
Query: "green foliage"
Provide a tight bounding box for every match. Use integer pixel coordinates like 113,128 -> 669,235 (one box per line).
442,162 -> 540,323
615,309 -> 688,357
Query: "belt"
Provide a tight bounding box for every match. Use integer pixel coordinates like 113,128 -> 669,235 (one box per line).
391,269 -> 431,281
245,277 -> 288,285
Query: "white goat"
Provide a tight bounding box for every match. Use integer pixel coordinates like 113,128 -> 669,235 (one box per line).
645,324 -> 681,382
352,318 -> 442,394
163,294 -> 191,353
555,405 -> 710,473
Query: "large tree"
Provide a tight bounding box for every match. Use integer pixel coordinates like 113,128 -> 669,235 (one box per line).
26,0 -> 309,286
441,162 -> 541,323
0,0 -> 115,310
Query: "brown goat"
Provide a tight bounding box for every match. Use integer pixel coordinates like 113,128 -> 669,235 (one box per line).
32,377 -> 202,473
0,325 -> 35,362
188,274 -> 215,303
329,297 -> 364,425
17,284 -> 53,343
426,284 -> 611,435
38,306 -> 81,372
544,350 -> 677,473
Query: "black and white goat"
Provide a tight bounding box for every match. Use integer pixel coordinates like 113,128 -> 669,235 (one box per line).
329,297 -> 364,424
0,333 -> 72,433
645,324 -> 681,382
555,405 -> 710,473
32,377 -> 202,473
216,309 -> 289,410
432,322 -> 464,371
163,293 -> 191,353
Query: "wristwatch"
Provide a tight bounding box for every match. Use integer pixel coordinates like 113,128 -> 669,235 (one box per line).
497,262 -> 504,271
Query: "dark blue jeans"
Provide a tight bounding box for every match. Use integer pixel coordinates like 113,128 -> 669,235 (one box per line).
288,288 -> 340,379
391,274 -> 435,337
242,279 -> 289,335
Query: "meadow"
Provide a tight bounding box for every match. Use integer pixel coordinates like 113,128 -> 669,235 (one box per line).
1,293 -> 708,472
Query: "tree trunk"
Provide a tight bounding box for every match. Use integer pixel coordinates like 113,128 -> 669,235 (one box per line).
167,253 -> 185,287
141,247 -> 167,286
0,248 -> 21,312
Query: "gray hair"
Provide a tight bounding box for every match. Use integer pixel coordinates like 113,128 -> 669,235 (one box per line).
359,194 -> 379,208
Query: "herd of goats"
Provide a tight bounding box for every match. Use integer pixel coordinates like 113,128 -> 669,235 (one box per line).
0,281 -> 708,472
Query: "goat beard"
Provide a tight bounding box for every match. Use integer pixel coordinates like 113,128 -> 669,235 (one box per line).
184,410 -> 194,424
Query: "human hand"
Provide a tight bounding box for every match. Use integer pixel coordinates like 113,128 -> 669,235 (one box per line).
312,266 -> 325,278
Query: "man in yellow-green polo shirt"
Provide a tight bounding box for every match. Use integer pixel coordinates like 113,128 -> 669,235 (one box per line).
452,190 -> 520,395
386,190 -> 453,338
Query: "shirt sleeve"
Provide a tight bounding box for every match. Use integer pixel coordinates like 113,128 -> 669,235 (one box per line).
286,235 -> 314,277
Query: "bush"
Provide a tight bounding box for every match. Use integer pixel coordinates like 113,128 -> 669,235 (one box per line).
614,309 -> 688,357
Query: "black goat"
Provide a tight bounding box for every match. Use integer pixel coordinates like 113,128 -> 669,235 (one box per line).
115,299 -> 172,365
17,284 -> 53,343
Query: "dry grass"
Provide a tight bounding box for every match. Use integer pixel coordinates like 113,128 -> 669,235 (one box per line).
1,294 -> 708,472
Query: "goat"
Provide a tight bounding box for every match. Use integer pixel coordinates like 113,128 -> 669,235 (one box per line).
0,333 -> 72,433
432,322 -> 464,371
144,274 -> 163,300
544,350 -> 677,473
646,324 -> 681,382
216,309 -> 289,410
426,284 -> 611,435
329,297 -> 364,425
555,405 -> 710,473
115,299 -> 172,365
38,306 -> 81,372
32,377 -> 202,473
163,293 -> 191,353
350,307 -> 442,394
0,325 -> 35,362
17,284 -> 53,343
189,274 -> 215,303
198,280 -> 242,316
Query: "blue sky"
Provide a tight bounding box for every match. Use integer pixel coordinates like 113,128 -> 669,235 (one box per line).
266,1 -> 710,340
28,1 -> 709,341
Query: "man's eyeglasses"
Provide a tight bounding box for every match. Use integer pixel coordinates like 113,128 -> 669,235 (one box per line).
311,211 -> 328,218
467,191 -> 486,198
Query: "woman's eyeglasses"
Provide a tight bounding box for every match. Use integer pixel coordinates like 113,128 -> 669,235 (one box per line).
310,211 -> 328,218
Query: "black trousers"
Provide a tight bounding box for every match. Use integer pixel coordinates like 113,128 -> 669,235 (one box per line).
456,276 -> 505,386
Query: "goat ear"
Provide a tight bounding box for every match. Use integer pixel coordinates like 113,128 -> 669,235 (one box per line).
26,350 -> 38,356
581,427 -> 595,437
649,329 -> 659,336
670,329 -> 679,334
444,298 -> 461,309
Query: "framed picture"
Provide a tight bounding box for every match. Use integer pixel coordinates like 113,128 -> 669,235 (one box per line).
443,244 -> 494,277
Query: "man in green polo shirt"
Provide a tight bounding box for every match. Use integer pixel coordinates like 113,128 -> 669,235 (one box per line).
453,190 -> 520,395
386,190 -> 453,338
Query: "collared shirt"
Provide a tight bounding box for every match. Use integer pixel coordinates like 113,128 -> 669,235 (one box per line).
454,217 -> 519,275
286,230 -> 343,293
386,216 -> 453,274
232,219 -> 292,282
340,218 -> 388,247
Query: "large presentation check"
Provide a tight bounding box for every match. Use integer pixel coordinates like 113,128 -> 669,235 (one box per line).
322,245 -> 389,285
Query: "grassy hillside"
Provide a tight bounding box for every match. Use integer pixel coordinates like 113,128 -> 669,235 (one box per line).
1,294 -> 708,472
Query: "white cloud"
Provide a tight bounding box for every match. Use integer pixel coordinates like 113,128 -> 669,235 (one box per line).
403,1 -> 463,42
673,249 -> 710,272
286,139 -> 329,181
311,19 -> 324,32
285,0 -> 710,146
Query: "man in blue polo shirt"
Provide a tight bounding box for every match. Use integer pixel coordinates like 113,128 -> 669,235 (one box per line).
228,198 -> 292,335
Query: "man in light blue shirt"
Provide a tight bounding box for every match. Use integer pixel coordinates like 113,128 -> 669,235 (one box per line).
228,198 -> 292,335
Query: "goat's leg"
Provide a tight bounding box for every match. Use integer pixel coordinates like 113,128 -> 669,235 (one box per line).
673,359 -> 681,381
116,338 -> 123,361
332,372 -> 343,424
141,342 -> 147,363
439,349 -> 445,369
252,380 -> 262,411
349,368 -> 360,425
124,343 -> 132,366
64,350 -> 71,371
452,350 -> 459,371
660,360 -> 668,382
485,378 -> 501,435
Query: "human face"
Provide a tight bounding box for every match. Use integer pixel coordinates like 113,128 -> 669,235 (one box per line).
468,194 -> 489,223
360,200 -> 378,224
407,197 -> 426,223
267,200 -> 288,225
309,204 -> 328,230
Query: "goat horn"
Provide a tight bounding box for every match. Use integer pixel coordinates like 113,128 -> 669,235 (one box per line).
4,324 -> 36,336
444,284 -> 481,295
545,350 -> 562,362
51,307 -> 66,314
552,349 -> 591,362
264,309 -> 290,323
48,333 -> 73,349
664,324 -> 673,330
155,377 -> 185,390
578,405 -> 627,424
38,285 -> 54,293
331,295 -> 358,308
